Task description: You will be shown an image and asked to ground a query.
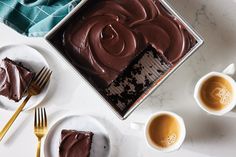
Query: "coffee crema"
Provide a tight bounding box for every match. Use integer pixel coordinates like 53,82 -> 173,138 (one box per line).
148,114 -> 180,148
200,76 -> 233,111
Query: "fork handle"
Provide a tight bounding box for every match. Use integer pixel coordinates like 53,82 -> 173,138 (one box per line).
36,138 -> 41,157
0,95 -> 31,141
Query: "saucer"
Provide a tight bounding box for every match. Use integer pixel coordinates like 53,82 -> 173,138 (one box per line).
44,115 -> 111,157
0,44 -> 50,111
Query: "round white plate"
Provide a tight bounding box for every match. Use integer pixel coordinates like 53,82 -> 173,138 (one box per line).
0,44 -> 49,111
44,115 -> 111,157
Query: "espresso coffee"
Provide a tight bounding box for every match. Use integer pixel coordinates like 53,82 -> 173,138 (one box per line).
148,114 -> 180,148
200,76 -> 233,111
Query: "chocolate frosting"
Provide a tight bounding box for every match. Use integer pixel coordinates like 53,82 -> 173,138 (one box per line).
59,130 -> 93,157
0,58 -> 35,102
63,0 -> 196,86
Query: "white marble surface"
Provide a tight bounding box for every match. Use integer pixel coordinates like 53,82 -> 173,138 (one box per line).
0,0 -> 236,156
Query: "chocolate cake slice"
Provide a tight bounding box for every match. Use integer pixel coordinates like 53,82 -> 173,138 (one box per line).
59,130 -> 94,157
0,58 -> 35,102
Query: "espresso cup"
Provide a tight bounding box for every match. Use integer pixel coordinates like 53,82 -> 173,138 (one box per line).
131,111 -> 186,152
194,64 -> 236,116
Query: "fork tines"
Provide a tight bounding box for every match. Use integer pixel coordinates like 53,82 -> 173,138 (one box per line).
34,108 -> 47,129
34,67 -> 52,89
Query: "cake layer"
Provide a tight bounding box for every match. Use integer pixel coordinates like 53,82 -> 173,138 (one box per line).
63,0 -> 196,87
59,130 -> 93,157
0,58 -> 35,102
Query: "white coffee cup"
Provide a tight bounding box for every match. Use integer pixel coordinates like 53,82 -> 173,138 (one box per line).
194,64 -> 236,116
130,111 -> 186,152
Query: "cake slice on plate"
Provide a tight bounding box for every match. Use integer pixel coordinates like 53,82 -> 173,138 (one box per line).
59,130 -> 94,157
0,58 -> 35,102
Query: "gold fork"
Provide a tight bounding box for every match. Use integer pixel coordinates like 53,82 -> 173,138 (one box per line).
34,108 -> 47,157
0,67 -> 52,141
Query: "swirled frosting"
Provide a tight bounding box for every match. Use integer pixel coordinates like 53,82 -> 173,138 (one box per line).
0,58 -> 35,102
59,130 -> 93,157
63,0 -> 196,87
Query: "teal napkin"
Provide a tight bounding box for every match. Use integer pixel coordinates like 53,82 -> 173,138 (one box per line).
0,0 -> 81,37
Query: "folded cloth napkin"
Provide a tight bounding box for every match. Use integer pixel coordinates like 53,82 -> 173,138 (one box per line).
0,0 -> 81,37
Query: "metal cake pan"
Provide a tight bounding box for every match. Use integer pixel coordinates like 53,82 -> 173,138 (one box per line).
44,0 -> 204,120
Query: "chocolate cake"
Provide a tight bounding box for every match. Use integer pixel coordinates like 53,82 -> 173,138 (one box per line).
59,130 -> 93,157
47,0 -> 198,117
62,0 -> 196,87
0,58 -> 35,102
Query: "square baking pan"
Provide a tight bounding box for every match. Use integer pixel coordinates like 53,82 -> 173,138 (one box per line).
45,0 -> 203,119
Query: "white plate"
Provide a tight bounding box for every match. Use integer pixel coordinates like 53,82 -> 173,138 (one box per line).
0,44 -> 50,111
44,115 -> 111,157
